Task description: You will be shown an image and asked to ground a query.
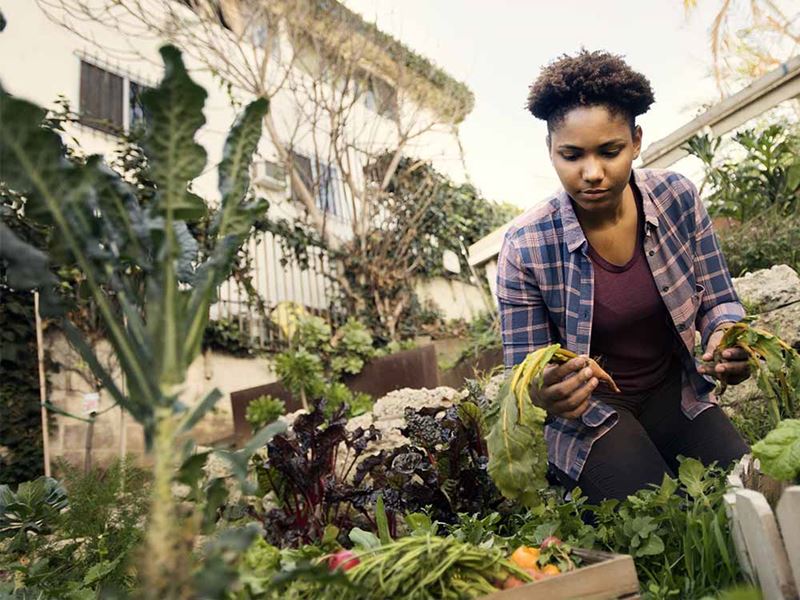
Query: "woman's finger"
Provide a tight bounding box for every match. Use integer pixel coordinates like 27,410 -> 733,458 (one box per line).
542,356 -> 587,387
551,378 -> 596,413
546,366 -> 594,402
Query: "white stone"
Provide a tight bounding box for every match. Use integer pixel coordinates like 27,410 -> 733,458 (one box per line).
733,265 -> 800,313
371,386 -> 464,422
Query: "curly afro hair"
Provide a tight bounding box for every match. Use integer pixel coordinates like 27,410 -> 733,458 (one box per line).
527,49 -> 655,132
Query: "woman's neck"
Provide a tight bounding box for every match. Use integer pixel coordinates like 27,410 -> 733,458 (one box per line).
573,183 -> 635,232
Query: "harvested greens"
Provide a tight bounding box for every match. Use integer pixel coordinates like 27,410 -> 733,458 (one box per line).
323,534 -> 529,599
717,322 -> 800,482
715,321 -> 800,424
486,344 -> 618,507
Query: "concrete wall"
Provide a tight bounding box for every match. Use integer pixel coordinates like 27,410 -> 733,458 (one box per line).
414,277 -> 489,322
45,331 -> 275,469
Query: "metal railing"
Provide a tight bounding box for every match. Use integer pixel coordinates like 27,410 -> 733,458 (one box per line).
212,229 -> 343,351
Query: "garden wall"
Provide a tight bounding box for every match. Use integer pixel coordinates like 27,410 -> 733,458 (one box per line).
44,333 -> 276,469
415,276 -> 488,321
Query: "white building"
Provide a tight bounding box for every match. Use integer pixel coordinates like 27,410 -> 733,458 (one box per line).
1,0 -> 475,333
0,0 -> 479,466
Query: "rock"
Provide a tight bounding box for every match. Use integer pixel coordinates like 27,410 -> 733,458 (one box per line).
483,373 -> 506,405
754,301 -> 800,349
371,386 -> 464,422
718,376 -> 762,415
733,265 -> 800,313
334,386 -> 464,480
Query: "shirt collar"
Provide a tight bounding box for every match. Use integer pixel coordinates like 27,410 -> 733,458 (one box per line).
559,169 -> 661,254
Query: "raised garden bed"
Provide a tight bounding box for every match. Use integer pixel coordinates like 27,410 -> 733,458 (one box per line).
230,344 -> 439,444
725,455 -> 800,599
480,548 -> 640,600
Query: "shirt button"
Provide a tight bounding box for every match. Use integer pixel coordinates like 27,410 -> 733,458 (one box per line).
661,285 -> 669,292
677,324 -> 685,331
648,250 -> 655,256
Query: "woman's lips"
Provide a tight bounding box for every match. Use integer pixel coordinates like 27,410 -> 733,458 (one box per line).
581,189 -> 609,200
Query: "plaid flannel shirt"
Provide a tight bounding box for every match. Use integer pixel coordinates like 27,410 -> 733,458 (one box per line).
496,169 -> 745,481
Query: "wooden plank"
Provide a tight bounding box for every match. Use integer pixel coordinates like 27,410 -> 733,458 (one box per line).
734,489 -> 798,600
777,487 -> 800,591
724,491 -> 755,582
480,555 -> 639,600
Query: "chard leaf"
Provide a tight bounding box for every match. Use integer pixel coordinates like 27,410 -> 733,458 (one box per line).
752,419 -> 800,482
486,346 -> 556,507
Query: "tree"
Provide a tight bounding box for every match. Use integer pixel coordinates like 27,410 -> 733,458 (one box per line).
37,0 -> 485,338
682,0 -> 800,96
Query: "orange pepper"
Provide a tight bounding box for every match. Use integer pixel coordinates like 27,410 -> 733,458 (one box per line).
541,564 -> 561,576
510,546 -> 541,570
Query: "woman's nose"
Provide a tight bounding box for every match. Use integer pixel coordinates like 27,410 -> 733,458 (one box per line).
582,159 -> 603,183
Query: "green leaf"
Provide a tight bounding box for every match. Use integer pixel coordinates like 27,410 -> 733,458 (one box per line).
375,494 -> 392,545
752,419 -> 800,482
678,457 -> 708,498
177,388 -> 223,435
202,478 -> 229,533
486,348 -> 554,507
404,513 -> 436,536
140,46 -> 207,221
349,527 -> 380,549
635,534 -> 665,557
176,451 -> 211,489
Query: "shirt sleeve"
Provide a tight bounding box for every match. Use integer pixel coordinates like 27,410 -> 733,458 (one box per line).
690,182 -> 745,348
496,232 -> 557,369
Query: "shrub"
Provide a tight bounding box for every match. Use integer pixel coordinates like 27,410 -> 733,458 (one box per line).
719,207 -> 800,276
245,395 -> 286,430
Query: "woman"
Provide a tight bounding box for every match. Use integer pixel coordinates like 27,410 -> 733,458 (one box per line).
497,50 -> 750,504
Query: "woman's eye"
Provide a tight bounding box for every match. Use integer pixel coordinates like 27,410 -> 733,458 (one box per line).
561,154 -> 579,161
603,150 -> 621,158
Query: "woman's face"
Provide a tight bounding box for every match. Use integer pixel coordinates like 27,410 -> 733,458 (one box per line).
547,105 -> 642,214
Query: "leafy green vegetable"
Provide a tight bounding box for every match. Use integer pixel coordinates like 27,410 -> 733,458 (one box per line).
716,322 -> 800,425
0,477 -> 67,547
752,419 -> 800,482
485,345 -> 562,507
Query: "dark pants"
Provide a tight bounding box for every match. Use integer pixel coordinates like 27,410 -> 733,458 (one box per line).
554,361 -> 749,504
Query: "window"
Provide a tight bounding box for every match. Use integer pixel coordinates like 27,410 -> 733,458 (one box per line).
80,61 -> 124,133
354,69 -> 398,120
290,151 -> 347,221
128,81 -> 149,131
79,60 -> 149,135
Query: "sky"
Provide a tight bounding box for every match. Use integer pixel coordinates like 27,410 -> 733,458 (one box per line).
343,0 -> 726,209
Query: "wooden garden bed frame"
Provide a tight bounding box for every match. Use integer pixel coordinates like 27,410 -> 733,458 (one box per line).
725,455 -> 800,599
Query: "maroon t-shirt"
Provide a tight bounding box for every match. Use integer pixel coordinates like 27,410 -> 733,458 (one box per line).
587,185 -> 676,395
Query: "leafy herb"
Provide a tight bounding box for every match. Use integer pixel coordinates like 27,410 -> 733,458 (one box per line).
752,419 -> 800,482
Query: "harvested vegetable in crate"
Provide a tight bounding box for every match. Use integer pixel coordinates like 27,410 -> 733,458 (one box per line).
485,344 -> 618,507
323,534 -> 531,599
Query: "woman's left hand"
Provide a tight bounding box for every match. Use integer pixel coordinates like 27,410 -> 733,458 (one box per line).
698,325 -> 750,385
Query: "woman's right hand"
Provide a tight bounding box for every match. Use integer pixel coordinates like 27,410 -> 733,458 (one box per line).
530,355 -> 598,419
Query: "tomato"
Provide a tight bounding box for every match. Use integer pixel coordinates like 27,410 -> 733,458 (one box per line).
503,576 -> 525,589
510,546 -> 540,570
327,550 -> 359,572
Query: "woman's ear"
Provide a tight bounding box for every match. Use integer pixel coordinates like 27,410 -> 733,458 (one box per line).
632,125 -> 643,160
546,135 -> 553,160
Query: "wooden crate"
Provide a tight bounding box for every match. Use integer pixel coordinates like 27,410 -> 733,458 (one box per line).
725,455 -> 800,600
480,548 -> 640,600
